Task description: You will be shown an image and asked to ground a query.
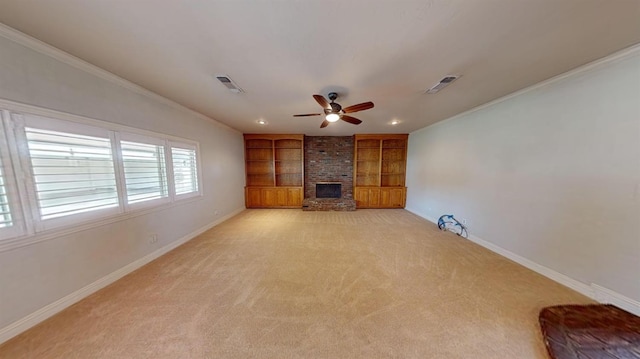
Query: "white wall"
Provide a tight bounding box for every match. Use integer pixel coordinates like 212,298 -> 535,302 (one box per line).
0,29 -> 246,335
406,48 -> 640,309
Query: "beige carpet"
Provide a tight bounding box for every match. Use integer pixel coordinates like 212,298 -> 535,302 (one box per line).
0,209 -> 592,358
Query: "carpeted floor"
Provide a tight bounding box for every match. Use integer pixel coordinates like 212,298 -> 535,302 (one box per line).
0,209 -> 592,358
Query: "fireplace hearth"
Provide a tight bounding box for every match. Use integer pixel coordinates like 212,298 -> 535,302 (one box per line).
304,182 -> 355,211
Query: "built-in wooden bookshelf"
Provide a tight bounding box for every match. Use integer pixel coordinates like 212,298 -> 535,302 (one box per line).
244,134 -> 303,208
353,134 -> 408,208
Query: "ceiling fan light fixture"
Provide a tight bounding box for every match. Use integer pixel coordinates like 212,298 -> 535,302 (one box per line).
325,113 -> 340,122
295,93 -> 371,128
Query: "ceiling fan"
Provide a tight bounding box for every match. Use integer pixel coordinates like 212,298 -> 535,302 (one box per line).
294,92 -> 374,128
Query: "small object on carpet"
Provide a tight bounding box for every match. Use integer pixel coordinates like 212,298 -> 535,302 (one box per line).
437,214 -> 467,237
539,304 -> 640,359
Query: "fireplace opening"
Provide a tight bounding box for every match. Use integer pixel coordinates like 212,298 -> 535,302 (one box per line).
316,183 -> 341,198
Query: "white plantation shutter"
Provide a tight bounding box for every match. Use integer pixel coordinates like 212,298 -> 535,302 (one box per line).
0,112 -> 25,240
0,107 -> 205,246
0,156 -> 24,240
0,165 -> 13,229
25,127 -> 119,221
171,145 -> 199,196
121,140 -> 168,205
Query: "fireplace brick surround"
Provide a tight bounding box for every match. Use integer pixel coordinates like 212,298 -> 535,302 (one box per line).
302,136 -> 356,211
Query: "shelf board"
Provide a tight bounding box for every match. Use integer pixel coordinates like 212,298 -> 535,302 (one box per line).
276,173 -> 302,175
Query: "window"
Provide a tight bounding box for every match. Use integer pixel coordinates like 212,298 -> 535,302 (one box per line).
25,127 -> 119,221
171,144 -> 199,197
0,112 -> 25,240
0,164 -> 13,229
120,138 -> 168,206
0,104 -> 202,246
0,155 -> 24,240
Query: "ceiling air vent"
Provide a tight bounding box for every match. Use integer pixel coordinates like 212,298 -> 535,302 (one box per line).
425,75 -> 460,94
215,75 -> 244,93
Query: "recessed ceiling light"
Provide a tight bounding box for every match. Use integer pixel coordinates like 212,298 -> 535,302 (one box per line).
391,120 -> 400,125
257,119 -> 267,125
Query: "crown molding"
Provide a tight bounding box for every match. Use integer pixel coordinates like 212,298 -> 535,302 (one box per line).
0,22 -> 240,135
412,42 -> 640,135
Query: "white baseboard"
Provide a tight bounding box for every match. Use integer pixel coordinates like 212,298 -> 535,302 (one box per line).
406,207 -> 640,316
464,233 -> 595,297
592,284 -> 640,316
0,207 -> 244,345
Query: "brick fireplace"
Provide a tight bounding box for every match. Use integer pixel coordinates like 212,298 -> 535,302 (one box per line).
302,136 -> 356,211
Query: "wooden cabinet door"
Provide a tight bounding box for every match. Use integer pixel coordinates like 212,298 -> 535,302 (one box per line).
286,188 -> 302,207
368,188 -> 381,207
379,188 -> 406,208
354,187 -> 370,207
388,188 -> 405,208
261,188 -> 277,207
380,188 -> 391,207
355,187 -> 384,208
275,188 -> 287,206
246,188 -> 262,208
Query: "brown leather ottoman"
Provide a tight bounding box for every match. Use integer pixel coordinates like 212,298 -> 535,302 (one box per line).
539,304 -> 640,359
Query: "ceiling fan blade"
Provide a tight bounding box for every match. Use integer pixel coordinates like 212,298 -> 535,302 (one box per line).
341,115 -> 362,125
313,94 -> 331,109
343,101 -> 374,113
293,113 -> 322,117
320,119 -> 330,128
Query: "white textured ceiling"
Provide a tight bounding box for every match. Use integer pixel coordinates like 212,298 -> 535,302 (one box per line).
0,0 -> 639,135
